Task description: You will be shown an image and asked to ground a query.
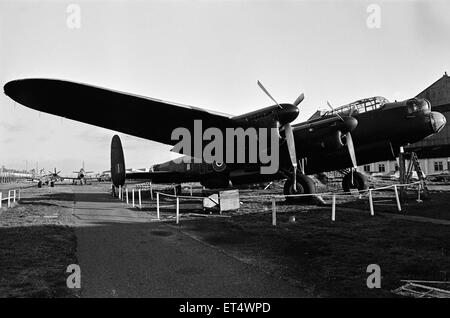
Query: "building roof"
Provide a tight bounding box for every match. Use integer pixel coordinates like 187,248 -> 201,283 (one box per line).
416,72 -> 450,107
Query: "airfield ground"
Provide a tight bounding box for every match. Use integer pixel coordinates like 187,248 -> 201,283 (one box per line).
0,181 -> 449,297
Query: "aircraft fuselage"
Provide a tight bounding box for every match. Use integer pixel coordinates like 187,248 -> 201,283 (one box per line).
144,97 -> 445,188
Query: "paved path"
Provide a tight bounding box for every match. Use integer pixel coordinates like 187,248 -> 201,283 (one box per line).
71,186 -> 305,297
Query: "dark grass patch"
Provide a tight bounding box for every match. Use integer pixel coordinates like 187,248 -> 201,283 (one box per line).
0,225 -> 78,297
178,209 -> 450,297
338,191 -> 450,221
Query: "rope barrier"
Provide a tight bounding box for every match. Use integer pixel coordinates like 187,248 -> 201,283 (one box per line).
114,180 -> 422,225
127,181 -> 421,201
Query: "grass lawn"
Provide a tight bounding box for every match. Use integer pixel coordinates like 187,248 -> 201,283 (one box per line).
177,208 -> 450,297
0,188 -> 78,298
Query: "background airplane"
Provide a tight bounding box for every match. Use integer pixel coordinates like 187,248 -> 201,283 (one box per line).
29,168 -> 64,187
69,162 -> 96,185
4,78 -> 446,200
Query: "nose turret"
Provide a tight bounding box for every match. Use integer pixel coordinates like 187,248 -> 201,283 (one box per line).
430,111 -> 446,133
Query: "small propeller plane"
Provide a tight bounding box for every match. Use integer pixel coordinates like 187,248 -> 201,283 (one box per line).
70,162 -> 96,185
4,78 -> 446,200
29,164 -> 96,187
29,168 -> 64,188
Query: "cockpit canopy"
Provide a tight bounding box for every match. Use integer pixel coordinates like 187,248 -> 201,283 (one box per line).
323,96 -> 389,117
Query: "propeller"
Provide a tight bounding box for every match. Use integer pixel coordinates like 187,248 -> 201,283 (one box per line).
326,101 -> 358,169
257,80 -> 282,109
257,80 -> 303,191
293,93 -> 305,107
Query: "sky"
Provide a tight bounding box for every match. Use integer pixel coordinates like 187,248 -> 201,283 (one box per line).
0,0 -> 449,175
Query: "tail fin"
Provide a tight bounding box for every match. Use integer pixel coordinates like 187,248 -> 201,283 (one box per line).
111,135 -> 126,187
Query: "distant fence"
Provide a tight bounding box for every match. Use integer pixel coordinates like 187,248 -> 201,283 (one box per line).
0,188 -> 21,209
111,181 -> 423,225
0,172 -> 32,183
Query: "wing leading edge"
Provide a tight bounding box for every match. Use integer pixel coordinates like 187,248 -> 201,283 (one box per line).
3,78 -> 233,146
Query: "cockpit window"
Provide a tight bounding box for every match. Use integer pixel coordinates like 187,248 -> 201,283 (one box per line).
406,98 -> 430,114
323,96 -> 388,117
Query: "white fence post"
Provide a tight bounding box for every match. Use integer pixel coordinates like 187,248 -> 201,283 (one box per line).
331,195 -> 336,221
13,190 -> 16,203
272,198 -> 276,226
118,185 -> 122,200
417,183 -> 422,203
156,192 -> 160,220
126,188 -> 129,204
394,185 -> 402,212
18,189 -> 20,201
138,189 -> 142,209
176,197 -> 180,224
369,189 -> 374,216
132,188 -> 135,207
0,192 -> 2,208
150,183 -> 153,200
7,190 -> 11,208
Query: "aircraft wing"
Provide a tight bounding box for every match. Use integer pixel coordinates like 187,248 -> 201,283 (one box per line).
4,79 -> 234,146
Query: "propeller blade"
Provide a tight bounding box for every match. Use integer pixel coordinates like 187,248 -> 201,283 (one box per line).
346,132 -> 357,168
327,100 -> 344,122
257,80 -> 282,109
348,106 -> 356,117
293,93 -> 305,107
284,123 -> 298,191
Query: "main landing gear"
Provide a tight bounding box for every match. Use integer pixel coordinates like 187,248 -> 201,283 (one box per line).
283,172 -> 316,203
341,170 -> 368,193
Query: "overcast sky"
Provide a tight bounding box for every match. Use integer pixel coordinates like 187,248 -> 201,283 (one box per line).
0,0 -> 449,174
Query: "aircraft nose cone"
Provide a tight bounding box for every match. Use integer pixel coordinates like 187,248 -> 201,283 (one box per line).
430,111 -> 446,133
277,104 -> 299,125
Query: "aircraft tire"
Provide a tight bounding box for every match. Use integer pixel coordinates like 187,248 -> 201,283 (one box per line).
342,171 -> 368,193
284,174 -> 316,203
50,181 -> 54,187
38,181 -> 42,188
